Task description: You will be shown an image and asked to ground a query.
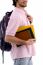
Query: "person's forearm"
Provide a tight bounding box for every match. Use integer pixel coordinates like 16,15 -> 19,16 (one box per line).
5,35 -> 25,45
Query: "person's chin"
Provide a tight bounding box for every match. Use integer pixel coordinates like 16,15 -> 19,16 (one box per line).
22,4 -> 27,7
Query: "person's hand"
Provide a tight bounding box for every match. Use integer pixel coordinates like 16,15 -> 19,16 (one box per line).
27,15 -> 33,23
16,39 -> 36,47
25,39 -> 36,45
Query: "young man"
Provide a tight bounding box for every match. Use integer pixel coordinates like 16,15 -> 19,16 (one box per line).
5,0 -> 36,65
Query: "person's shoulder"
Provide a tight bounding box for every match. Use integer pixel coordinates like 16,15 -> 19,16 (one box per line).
11,9 -> 20,18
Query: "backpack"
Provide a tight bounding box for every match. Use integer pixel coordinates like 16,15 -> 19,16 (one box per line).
0,11 -> 13,63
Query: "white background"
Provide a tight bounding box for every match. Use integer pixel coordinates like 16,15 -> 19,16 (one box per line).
0,0 -> 43,65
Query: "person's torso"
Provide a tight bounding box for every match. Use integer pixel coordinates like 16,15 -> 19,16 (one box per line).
10,7 -> 35,59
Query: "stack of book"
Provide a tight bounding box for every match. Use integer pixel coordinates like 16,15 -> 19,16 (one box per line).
15,25 -> 35,41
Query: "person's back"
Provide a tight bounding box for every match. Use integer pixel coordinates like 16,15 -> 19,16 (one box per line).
5,0 -> 36,65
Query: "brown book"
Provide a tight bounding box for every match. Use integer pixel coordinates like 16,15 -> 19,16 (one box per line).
15,25 -> 35,41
